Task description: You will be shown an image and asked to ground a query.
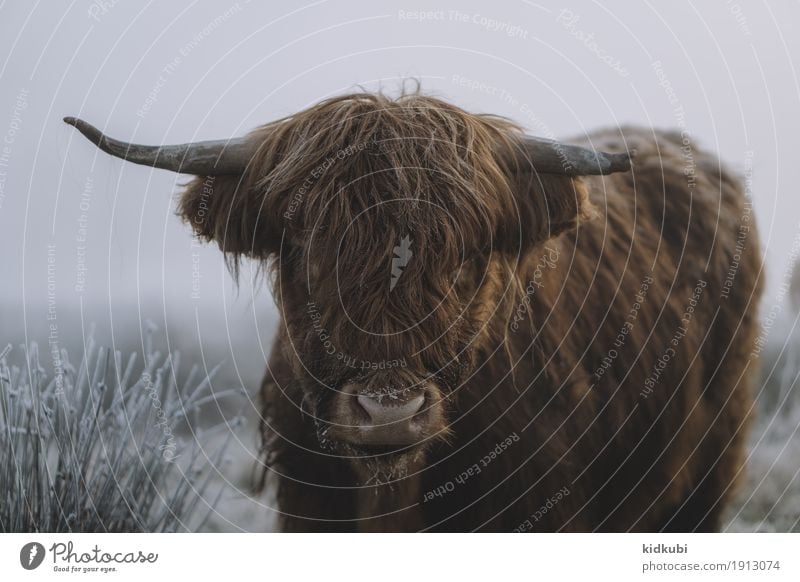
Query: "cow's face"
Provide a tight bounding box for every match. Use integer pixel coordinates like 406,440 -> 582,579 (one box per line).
273,190 -> 509,478
176,94 -> 593,479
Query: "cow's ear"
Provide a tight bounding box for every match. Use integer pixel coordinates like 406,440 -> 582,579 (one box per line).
177,174 -> 280,258
532,174 -> 598,241
496,173 -> 598,253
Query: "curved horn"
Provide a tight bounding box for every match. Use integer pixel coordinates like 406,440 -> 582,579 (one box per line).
63,117 -> 257,175
523,136 -> 633,176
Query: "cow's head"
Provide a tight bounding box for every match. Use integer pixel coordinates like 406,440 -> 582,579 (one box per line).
65,92 -> 631,480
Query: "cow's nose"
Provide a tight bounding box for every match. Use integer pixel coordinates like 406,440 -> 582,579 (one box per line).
357,393 -> 425,426
337,383 -> 433,446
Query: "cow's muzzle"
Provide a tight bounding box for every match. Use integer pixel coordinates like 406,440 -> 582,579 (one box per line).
329,382 -> 446,451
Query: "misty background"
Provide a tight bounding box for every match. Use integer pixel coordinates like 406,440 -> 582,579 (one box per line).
1,0 -> 799,531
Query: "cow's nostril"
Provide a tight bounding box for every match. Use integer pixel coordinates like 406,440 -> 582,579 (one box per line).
356,394 -> 425,426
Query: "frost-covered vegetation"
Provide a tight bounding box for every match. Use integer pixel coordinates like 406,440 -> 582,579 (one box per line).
725,325 -> 800,532
0,330 -> 242,532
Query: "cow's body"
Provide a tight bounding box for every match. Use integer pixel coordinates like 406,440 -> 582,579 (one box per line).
65,93 -> 761,532
260,127 -> 762,532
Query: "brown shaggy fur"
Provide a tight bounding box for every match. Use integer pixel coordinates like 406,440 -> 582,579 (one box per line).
177,91 -> 763,531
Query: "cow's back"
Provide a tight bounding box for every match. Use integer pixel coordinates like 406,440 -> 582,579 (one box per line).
538,127 -> 764,530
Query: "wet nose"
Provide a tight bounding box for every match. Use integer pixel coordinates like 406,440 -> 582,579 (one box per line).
357,393 -> 425,426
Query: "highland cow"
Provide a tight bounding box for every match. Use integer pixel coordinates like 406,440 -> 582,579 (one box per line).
65,90 -> 763,532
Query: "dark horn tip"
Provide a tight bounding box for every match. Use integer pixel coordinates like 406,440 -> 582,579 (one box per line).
621,148 -> 637,163
63,116 -> 105,147
610,150 -> 635,173
63,117 -> 91,133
